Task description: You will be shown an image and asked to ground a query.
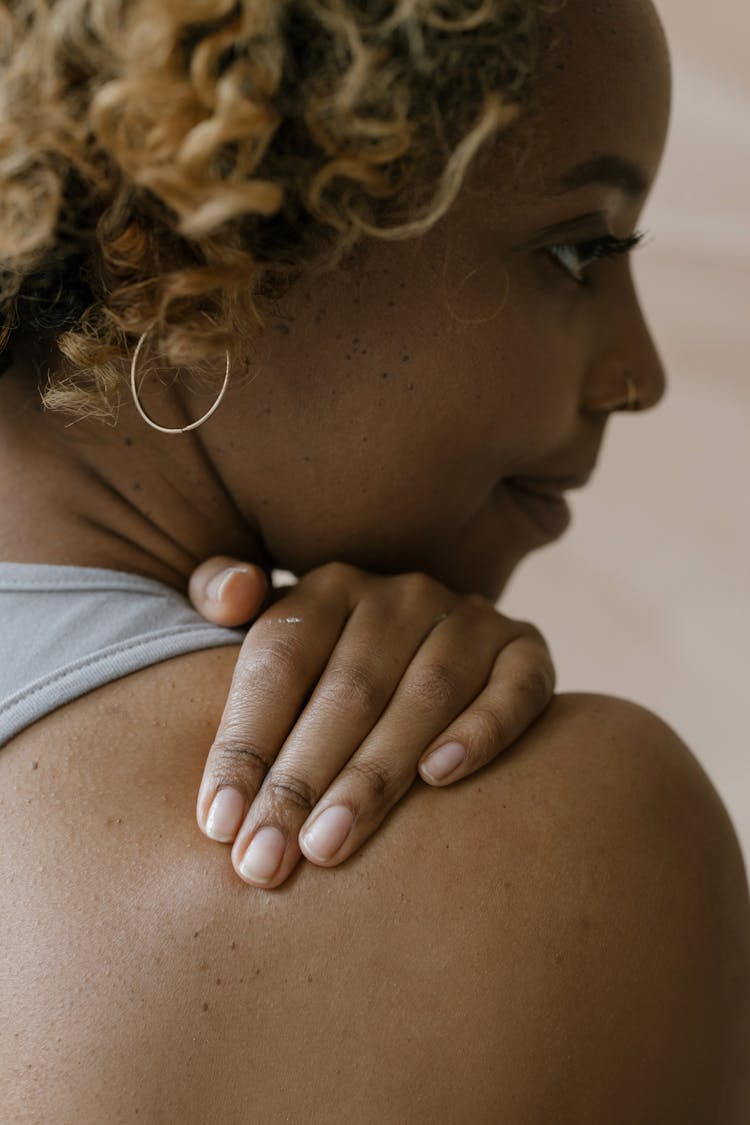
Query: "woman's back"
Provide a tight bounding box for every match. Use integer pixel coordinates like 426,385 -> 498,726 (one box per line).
2,646 -> 748,1124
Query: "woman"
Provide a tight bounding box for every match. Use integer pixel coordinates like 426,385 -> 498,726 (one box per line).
1,0 -> 748,1120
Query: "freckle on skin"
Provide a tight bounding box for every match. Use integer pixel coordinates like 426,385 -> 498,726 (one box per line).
202,1001 -> 209,1012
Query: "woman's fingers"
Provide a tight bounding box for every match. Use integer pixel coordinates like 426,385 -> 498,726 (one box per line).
296,618 -> 554,868
230,614 -> 554,888
193,560 -> 556,892
228,596 -> 504,886
187,555 -> 269,626
200,573 -> 454,880
196,582 -> 353,842
417,628 -> 555,784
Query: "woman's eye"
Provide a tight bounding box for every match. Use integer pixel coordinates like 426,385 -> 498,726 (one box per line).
547,232 -> 646,286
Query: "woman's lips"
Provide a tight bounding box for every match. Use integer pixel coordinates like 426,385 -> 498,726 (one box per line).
504,476 -> 574,541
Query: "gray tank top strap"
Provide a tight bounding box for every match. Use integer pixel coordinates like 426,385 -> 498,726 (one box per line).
0,563 -> 245,747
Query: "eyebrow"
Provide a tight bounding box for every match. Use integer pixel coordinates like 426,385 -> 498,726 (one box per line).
553,155 -> 649,198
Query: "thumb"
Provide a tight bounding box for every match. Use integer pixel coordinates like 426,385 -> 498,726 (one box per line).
188,555 -> 269,627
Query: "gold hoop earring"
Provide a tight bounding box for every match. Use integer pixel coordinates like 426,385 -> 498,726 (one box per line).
130,327 -> 231,435
624,375 -> 641,412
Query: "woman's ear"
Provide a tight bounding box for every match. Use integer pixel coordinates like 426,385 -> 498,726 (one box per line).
188,556 -> 270,627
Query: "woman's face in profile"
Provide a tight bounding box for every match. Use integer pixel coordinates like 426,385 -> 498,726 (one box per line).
210,0 -> 671,600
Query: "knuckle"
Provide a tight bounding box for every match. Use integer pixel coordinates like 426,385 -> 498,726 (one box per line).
463,591 -> 495,613
310,560 -> 360,590
345,757 -> 397,804
469,704 -> 511,751
513,660 -> 555,709
405,660 -> 463,713
208,736 -> 273,786
397,570 -> 440,603
264,770 -> 317,815
246,635 -> 306,682
516,618 -> 550,650
316,662 -> 384,715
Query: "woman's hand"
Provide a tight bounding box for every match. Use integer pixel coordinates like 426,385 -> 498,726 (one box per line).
188,557 -> 555,889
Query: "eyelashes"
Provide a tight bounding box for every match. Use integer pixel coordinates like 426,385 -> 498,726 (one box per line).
547,231 -> 647,285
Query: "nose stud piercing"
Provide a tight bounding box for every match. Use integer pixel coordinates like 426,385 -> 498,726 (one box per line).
130,325 -> 231,434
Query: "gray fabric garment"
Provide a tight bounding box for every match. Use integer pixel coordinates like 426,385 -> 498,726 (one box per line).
0,563 -> 246,747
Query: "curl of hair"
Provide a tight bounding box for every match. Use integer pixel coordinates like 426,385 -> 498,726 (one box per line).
0,0 -> 553,421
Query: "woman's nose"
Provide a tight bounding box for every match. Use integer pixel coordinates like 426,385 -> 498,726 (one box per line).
581,280 -> 668,415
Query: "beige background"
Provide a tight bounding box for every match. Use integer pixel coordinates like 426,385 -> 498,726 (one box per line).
503,0 -> 750,864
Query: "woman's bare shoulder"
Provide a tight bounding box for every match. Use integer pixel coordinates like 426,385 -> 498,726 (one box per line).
2,650 -> 748,1124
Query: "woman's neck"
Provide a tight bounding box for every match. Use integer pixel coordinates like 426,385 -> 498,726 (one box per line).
0,358 -> 269,591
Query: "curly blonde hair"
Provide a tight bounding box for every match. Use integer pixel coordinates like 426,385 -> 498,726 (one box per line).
0,0 -> 554,421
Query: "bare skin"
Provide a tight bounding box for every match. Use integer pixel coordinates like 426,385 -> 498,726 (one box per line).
1,0 -> 749,1121
1,657 -> 749,1123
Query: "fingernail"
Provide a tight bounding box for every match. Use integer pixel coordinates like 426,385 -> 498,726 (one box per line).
420,742 -> 466,782
239,825 -> 286,884
300,805 -> 353,862
206,566 -> 253,605
205,787 -> 246,842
